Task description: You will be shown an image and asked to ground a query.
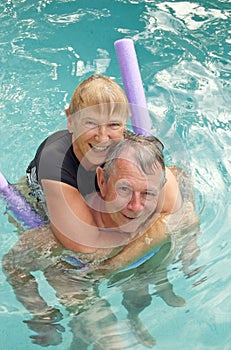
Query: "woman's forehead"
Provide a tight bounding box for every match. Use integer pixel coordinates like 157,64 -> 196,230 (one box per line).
73,108 -> 127,123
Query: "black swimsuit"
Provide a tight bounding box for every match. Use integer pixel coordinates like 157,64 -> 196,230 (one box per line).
26,130 -> 99,200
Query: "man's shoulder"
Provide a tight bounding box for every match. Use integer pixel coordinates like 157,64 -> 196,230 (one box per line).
157,167 -> 182,214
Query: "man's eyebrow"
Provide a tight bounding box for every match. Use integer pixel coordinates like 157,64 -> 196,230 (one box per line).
117,179 -> 131,186
145,188 -> 158,195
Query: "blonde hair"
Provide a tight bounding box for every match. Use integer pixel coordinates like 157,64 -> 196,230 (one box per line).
69,74 -> 130,119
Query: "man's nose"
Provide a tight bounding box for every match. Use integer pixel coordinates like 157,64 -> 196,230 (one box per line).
95,124 -> 109,142
127,192 -> 144,212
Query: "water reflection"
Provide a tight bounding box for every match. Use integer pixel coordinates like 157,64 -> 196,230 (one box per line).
0,0 -> 230,348
2,216 -> 202,348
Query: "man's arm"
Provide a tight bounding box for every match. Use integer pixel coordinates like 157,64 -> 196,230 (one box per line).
42,180 -> 131,253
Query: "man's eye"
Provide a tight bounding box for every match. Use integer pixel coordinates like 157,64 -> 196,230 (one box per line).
117,186 -> 132,197
142,191 -> 157,201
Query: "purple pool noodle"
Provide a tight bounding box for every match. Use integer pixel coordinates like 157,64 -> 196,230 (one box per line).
0,171 -> 8,190
0,171 -> 44,228
114,38 -> 152,136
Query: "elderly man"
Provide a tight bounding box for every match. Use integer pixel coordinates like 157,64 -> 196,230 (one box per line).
2,135 -> 198,347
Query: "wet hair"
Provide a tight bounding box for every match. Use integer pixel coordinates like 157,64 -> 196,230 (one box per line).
102,132 -> 166,186
69,74 -> 130,120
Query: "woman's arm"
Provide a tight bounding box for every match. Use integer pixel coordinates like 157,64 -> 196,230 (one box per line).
99,202 -> 199,272
42,179 -> 131,253
99,214 -> 169,271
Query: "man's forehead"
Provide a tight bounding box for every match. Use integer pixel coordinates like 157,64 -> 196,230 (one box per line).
113,157 -> 140,173
114,149 -> 136,166
112,156 -> 163,180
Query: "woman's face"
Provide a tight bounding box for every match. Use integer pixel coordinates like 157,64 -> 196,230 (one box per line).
68,107 -> 127,170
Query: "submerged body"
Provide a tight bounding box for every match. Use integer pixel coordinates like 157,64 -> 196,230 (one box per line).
3,134 -> 199,348
2,165 -> 199,348
3,166 -> 197,273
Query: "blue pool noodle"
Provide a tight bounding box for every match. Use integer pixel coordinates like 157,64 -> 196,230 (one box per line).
0,171 -> 44,228
114,38 -> 152,136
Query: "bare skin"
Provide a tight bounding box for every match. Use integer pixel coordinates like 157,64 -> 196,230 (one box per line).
42,110 -> 129,253
41,107 -> 182,253
3,166 -> 197,274
43,165 -> 182,253
2,166 -> 199,348
2,218 -> 197,348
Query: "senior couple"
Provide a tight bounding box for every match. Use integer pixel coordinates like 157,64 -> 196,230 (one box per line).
23,74 -> 190,262
2,75 -> 198,347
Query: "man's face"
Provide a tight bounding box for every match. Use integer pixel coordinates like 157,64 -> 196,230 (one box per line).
68,107 -> 127,170
97,156 -> 164,232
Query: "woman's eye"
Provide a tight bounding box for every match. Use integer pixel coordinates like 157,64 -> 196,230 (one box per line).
108,122 -> 122,129
83,120 -> 97,129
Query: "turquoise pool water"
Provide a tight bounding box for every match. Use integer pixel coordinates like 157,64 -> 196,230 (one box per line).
0,0 -> 230,349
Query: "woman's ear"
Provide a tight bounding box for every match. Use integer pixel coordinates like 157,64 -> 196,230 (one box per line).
65,108 -> 73,133
96,167 -> 106,198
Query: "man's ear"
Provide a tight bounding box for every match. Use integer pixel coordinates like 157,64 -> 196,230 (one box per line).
65,108 -> 73,133
96,167 -> 106,198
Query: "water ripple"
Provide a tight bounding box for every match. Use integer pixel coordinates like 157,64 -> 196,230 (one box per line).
0,1 -> 230,349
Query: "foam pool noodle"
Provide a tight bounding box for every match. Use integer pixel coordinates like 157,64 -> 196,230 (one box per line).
0,171 -> 44,228
0,40 -> 156,270
114,38 -> 152,136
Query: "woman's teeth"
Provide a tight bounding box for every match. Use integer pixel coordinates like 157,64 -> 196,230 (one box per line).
92,145 -> 108,152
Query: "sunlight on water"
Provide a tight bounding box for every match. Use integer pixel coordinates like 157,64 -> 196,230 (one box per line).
0,0 -> 230,349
